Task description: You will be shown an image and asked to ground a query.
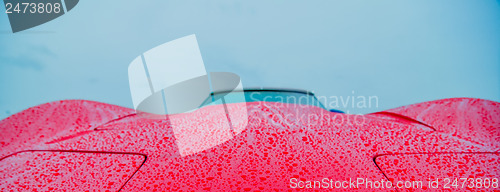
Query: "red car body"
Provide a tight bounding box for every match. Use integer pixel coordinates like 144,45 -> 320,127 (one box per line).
0,98 -> 499,191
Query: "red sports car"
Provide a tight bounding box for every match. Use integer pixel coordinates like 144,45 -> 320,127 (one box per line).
0,89 -> 499,191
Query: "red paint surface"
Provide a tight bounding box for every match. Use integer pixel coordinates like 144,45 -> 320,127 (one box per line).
0,151 -> 145,191
0,98 -> 498,191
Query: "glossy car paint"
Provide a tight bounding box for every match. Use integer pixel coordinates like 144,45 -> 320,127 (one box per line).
0,98 -> 498,191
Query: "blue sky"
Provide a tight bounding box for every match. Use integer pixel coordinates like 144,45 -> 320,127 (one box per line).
0,0 -> 499,119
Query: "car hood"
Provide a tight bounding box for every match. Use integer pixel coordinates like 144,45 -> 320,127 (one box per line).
0,98 -> 498,191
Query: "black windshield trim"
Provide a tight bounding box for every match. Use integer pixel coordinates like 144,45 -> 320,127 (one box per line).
202,88 -> 327,110
210,88 -> 315,97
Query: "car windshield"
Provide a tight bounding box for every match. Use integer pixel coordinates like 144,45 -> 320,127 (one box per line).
199,90 -> 327,110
